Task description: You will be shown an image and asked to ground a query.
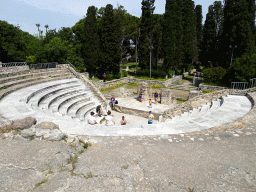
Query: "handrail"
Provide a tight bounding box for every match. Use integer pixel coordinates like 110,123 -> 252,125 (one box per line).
1,62 -> 27,67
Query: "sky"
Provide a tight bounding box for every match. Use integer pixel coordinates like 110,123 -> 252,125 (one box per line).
1,0 -> 220,36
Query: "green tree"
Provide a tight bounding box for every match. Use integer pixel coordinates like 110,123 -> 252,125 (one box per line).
162,0 -> 183,71
220,0 -> 255,68
195,5 -> 203,51
138,0 -> 156,70
98,4 -> 121,75
83,6 -> 100,77
182,0 -> 197,65
44,37 -> 70,63
0,21 -> 34,62
200,5 -> 216,67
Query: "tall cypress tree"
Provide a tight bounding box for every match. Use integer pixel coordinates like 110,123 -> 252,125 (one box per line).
162,0 -> 183,71
138,0 -> 155,70
200,5 -> 216,66
83,6 -> 99,77
182,0 -> 197,65
98,4 -> 121,74
220,0 -> 255,68
195,5 -> 203,51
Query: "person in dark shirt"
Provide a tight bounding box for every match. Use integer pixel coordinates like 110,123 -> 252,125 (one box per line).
154,91 -> 159,104
96,104 -> 103,117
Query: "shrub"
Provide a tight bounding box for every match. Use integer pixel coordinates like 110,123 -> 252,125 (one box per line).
106,74 -> 114,81
122,71 -> 128,77
202,66 -> 226,84
114,73 -> 121,79
167,69 -> 173,78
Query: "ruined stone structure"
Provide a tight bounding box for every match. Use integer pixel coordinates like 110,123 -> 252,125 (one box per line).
137,82 -> 152,100
160,88 -> 176,105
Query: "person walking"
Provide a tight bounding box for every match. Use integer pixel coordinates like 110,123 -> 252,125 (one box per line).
103,73 -> 106,82
139,89 -> 143,102
149,99 -> 152,108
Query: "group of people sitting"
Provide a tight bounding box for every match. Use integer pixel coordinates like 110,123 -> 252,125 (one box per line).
88,104 -> 127,126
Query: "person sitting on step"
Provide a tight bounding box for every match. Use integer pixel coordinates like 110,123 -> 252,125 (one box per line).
88,112 -> 97,125
120,116 -> 127,125
105,110 -> 115,126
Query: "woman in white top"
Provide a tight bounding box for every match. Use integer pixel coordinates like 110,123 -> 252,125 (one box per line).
105,110 -> 115,126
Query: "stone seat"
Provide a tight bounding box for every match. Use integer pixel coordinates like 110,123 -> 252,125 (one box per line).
0,74 -> 75,100
0,69 -> 70,84
27,80 -> 79,105
49,91 -> 90,112
39,89 -> 87,110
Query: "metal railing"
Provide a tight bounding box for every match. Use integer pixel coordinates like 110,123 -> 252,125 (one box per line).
29,62 -> 58,69
250,78 -> 256,88
1,62 -> 27,67
67,61 -> 80,73
231,82 -> 248,94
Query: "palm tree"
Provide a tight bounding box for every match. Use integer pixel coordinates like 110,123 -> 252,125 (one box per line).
35,24 -> 40,37
45,24 -> 49,34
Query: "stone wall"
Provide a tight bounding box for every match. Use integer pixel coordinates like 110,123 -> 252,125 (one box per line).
0,65 -> 29,73
92,76 -> 183,89
199,84 -> 227,91
160,88 -> 176,105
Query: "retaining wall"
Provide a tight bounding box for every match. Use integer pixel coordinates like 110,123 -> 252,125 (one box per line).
0,66 -> 29,73
92,76 -> 182,89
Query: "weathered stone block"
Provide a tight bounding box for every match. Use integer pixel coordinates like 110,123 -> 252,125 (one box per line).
12,117 -> 37,130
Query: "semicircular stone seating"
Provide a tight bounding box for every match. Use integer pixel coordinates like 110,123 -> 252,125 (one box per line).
0,66 -> 253,136
25,78 -> 100,121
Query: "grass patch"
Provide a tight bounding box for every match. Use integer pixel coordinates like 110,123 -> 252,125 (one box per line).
149,85 -> 163,89
100,117 -> 105,124
89,77 -> 100,81
21,76 -> 26,79
187,187 -> 195,192
176,98 -> 187,102
28,135 -> 35,141
0,126 -> 13,134
79,140 -> 92,149
202,90 -> 213,94
183,75 -> 194,80
135,76 -> 168,81
3,86 -> 7,89
100,83 -> 125,92
168,87 -> 190,92
85,171 -> 98,179
34,177 -> 49,189
122,165 -> 129,169
128,83 -> 138,86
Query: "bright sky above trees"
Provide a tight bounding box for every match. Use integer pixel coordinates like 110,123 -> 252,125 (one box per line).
1,0 -> 216,35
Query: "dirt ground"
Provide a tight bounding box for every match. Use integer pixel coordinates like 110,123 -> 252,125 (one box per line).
101,84 -> 190,103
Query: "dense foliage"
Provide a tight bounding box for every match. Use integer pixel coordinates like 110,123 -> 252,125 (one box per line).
202,66 -> 226,83
1,0 -> 256,85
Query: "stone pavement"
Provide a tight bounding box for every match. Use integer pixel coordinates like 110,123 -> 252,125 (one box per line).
0,121 -> 256,191
1,80 -> 256,191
